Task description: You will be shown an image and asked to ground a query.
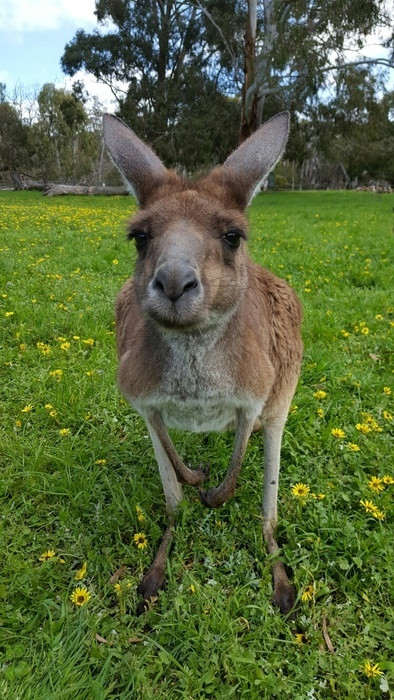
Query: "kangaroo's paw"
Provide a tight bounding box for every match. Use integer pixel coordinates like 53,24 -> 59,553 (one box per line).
136,565 -> 166,616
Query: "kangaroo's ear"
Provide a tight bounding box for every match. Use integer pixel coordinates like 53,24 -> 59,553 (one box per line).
103,114 -> 167,205
223,112 -> 290,206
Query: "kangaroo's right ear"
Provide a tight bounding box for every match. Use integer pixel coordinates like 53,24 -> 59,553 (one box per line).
103,114 -> 167,205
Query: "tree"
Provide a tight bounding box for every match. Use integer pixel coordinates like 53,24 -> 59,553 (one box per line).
29,83 -> 99,183
240,0 -> 394,139
61,0 -> 241,169
0,102 -> 30,188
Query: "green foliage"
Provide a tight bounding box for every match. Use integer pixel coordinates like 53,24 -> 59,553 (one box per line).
61,0 -> 241,170
0,190 -> 393,698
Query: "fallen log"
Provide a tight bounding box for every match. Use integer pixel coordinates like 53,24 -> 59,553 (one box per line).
42,184 -> 130,197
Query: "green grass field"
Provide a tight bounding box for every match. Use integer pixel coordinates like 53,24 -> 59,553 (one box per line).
0,190 -> 393,699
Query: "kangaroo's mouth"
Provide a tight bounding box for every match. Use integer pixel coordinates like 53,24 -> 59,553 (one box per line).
143,298 -> 208,331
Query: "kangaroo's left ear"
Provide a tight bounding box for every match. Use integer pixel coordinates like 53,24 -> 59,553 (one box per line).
222,112 -> 290,206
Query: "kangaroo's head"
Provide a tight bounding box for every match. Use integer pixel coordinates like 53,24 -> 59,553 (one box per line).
103,113 -> 289,331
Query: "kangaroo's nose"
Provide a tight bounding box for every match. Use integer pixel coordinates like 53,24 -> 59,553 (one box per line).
153,265 -> 199,301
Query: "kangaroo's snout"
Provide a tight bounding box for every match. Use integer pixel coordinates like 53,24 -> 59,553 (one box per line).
153,264 -> 199,302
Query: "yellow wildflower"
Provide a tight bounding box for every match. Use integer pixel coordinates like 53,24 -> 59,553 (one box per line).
136,505 -> 145,523
294,633 -> 305,646
5,311 -> 14,317
356,423 -> 371,434
301,584 -> 315,602
95,459 -> 107,465
59,428 -> 70,437
362,661 -> 383,678
60,342 -> 71,351
346,442 -> 360,451
39,550 -> 56,561
360,327 -> 369,335
36,342 -> 51,355
21,404 -> 33,413
331,428 -> 345,439
70,587 -> 91,607
375,314 -> 383,320
82,338 -> 95,346
114,581 -> 132,596
112,259 -> 119,265
383,410 -> 392,421
360,499 -> 377,514
382,475 -> 394,485
313,390 -> 326,399
133,532 -> 148,549
383,386 -> 391,395
340,329 -> 350,337
49,369 -> 63,379
368,476 -> 384,492
317,408 -> 324,417
75,562 -> 88,581
291,483 -> 310,499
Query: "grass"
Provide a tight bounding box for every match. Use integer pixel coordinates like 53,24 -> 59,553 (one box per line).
0,189 -> 393,699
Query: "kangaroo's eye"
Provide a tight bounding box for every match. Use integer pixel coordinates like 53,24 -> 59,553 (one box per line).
131,230 -> 149,251
222,229 -> 245,249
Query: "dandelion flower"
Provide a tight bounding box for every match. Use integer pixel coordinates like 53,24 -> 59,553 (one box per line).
95,459 -> 107,465
21,404 -> 33,413
39,549 -> 56,561
360,499 -> 377,514
133,532 -> 148,549
383,386 -> 391,395
75,562 -> 87,581
368,476 -> 384,492
114,581 -> 131,596
70,587 -> 91,607
136,505 -> 145,523
362,661 -> 383,678
59,428 -> 70,437
291,483 -> 310,499
372,508 -> 385,520
331,428 -> 345,439
356,423 -> 371,434
316,408 -> 324,418
294,633 -> 305,646
112,259 -> 119,265
346,442 -> 360,452
301,584 -> 315,602
313,390 -> 326,399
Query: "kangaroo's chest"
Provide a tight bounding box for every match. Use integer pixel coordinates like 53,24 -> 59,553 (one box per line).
130,335 -> 263,432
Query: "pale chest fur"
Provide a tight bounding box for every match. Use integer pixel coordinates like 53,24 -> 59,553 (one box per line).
128,331 -> 264,433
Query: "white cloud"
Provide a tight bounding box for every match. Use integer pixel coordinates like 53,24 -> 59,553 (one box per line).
0,0 -> 97,33
0,69 -> 12,84
60,72 -> 127,113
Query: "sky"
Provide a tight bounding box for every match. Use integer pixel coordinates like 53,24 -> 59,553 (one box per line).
0,0 -> 117,111
0,0 -> 392,115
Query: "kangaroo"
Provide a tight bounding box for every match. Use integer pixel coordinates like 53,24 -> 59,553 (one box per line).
103,112 -> 303,616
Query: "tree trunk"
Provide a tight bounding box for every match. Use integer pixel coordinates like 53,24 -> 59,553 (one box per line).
9,170 -> 26,190
239,0 -> 257,143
